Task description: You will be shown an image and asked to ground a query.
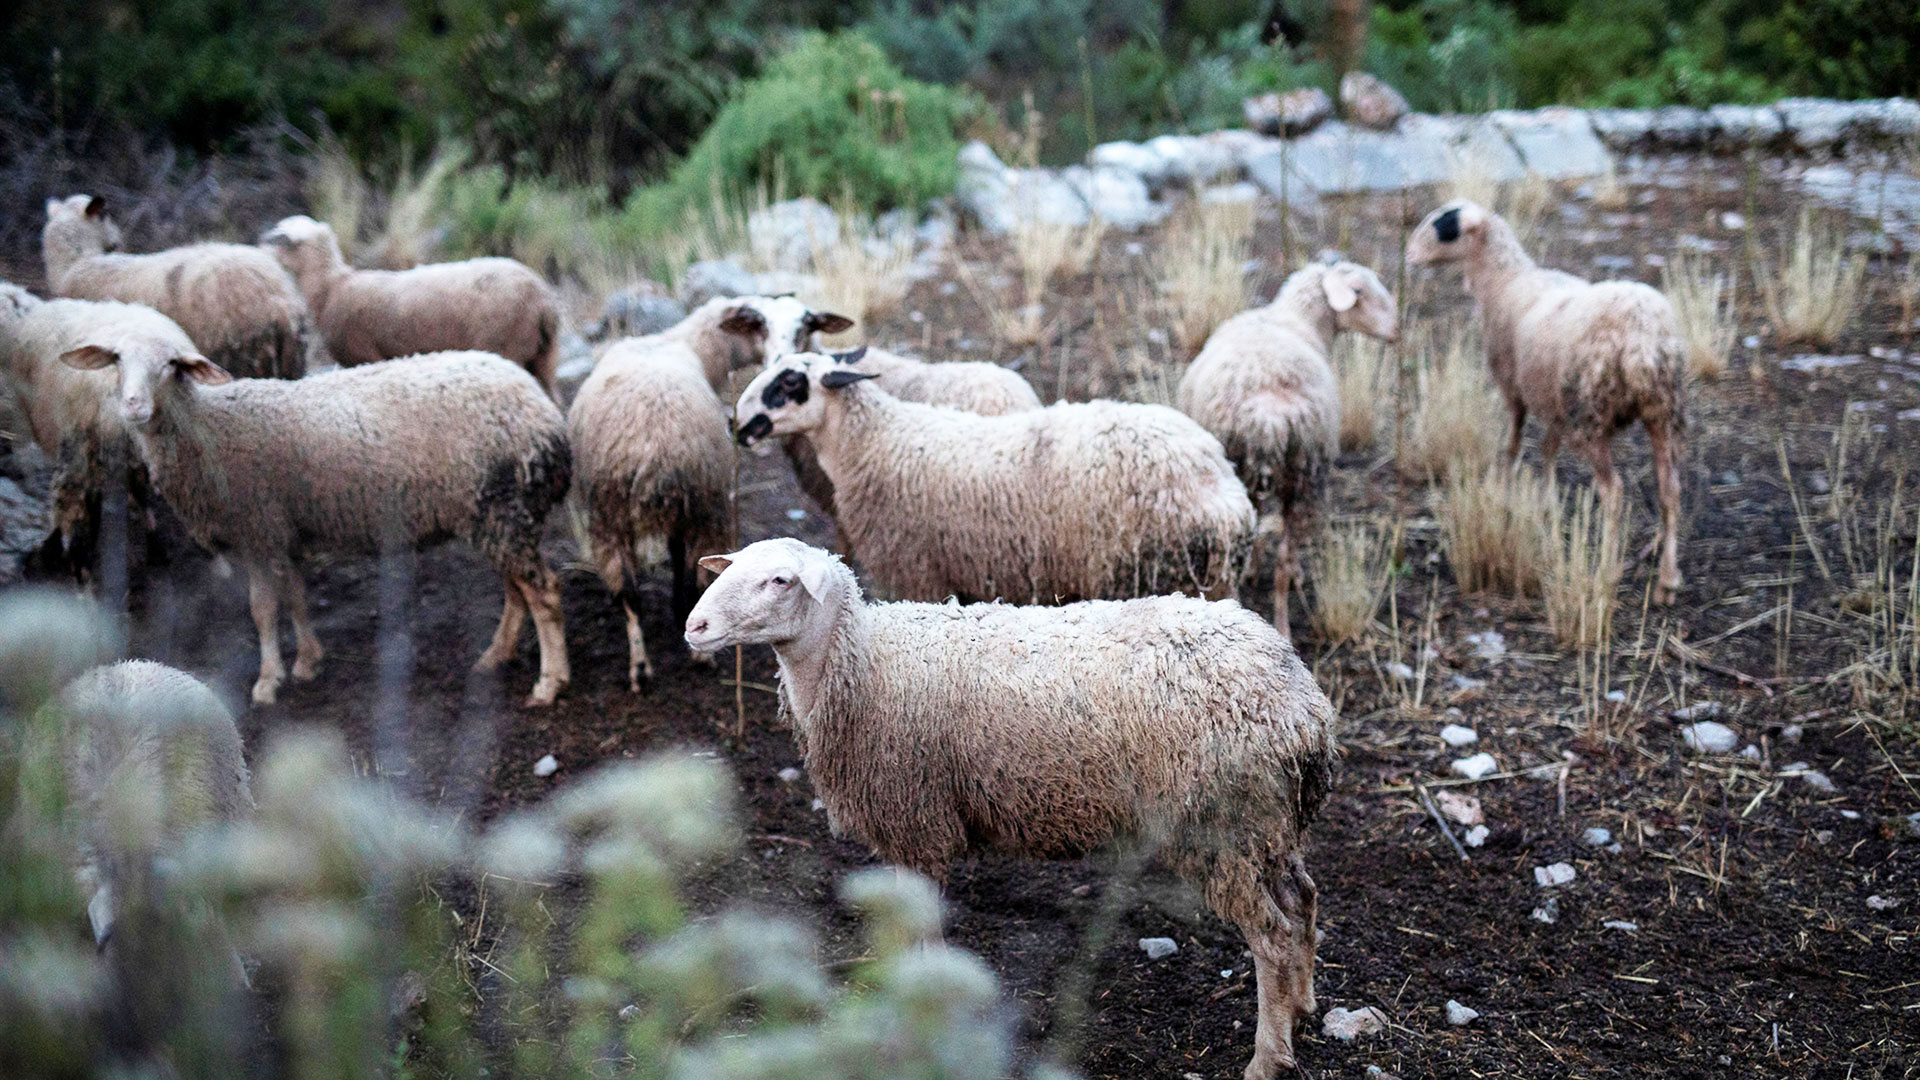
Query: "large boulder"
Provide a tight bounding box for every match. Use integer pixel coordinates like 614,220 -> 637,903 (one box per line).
955,140 -> 1090,233
747,197 -> 842,270
1649,106 -> 1711,148
1063,165 -> 1168,230
1245,87 -> 1333,137
1340,72 -> 1410,130
1707,104 -> 1785,148
678,259 -> 759,306
1278,119 -> 1452,195
1778,98 -> 1860,153
1856,98 -> 1920,144
1088,140 -> 1173,192
1588,108 -> 1657,149
590,283 -> 687,342
1491,107 -> 1612,179
0,476 -> 49,588
1400,114 -> 1526,184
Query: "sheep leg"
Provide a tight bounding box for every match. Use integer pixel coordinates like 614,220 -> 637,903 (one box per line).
1647,420 -> 1684,605
1504,397 -> 1528,468
1238,852 -> 1318,1080
1587,434 -> 1623,515
620,590 -> 654,692
280,563 -> 324,682
246,566 -> 286,706
476,580 -> 529,672
518,570 -> 570,707
1269,525 -> 1295,640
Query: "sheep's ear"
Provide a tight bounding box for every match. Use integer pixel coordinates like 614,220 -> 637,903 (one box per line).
1322,270 -> 1358,312
805,311 -> 855,334
83,196 -> 107,221
59,345 -> 118,370
797,553 -> 841,600
259,226 -> 289,248
719,306 -> 766,336
830,345 -> 868,365
698,553 -> 735,575
176,355 -> 233,385
45,197 -> 65,219
819,369 -> 878,390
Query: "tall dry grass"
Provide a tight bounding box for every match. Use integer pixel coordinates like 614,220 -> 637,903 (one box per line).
804,207 -> 916,347
1158,196 -> 1255,356
1445,154 -> 1554,249
958,215 -> 1104,348
1896,253 -> 1920,329
1663,251 -> 1736,381
1333,336 -> 1388,452
1440,465 -> 1554,596
1543,489 -> 1626,650
1758,210 -> 1866,346
1398,327 -> 1504,481
1308,521 -> 1390,643
305,137 -> 368,259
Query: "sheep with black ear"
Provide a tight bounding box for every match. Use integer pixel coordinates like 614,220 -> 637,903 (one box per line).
685,537 -> 1337,1080
43,195 -> 313,380
58,341 -> 572,707
734,353 -> 1254,603
259,215 -> 563,395
1407,199 -> 1686,603
1178,256 -> 1399,636
568,328 -> 734,690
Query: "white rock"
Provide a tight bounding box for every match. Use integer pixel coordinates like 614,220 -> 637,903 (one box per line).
1440,723 -> 1479,748
1681,721 -> 1739,754
1386,661 -> 1416,681
1088,140 -> 1172,190
1603,920 -> 1639,932
777,767 -> 802,783
1866,895 -> 1899,912
1434,790 -> 1484,826
1451,752 -> 1498,780
1492,107 -> 1613,179
678,259 -> 759,306
1801,770 -> 1837,794
1780,724 -> 1805,744
1906,812 -> 1920,838
1200,181 -> 1261,205
1465,630 -> 1507,661
1445,1000 -> 1480,1026
1451,674 -> 1487,692
1670,701 -> 1723,721
1582,827 -> 1612,847
1534,862 -> 1577,888
532,754 -> 559,778
1840,809 -> 1860,820
1531,897 -> 1559,923
747,197 -> 842,270
1720,211 -> 1747,230
1740,744 -> 1762,760
1464,825 -> 1490,848
1604,689 -> 1627,703
1321,1005 -> 1388,1041
1139,937 -> 1179,960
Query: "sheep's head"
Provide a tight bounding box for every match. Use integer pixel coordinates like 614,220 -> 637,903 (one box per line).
1405,199 -> 1489,266
60,333 -> 231,428
1319,259 -> 1399,342
731,350 -> 875,452
717,295 -> 855,366
258,215 -> 345,278
43,194 -> 121,273
685,538 -> 849,652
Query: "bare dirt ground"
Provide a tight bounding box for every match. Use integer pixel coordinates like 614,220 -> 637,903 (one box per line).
14,151 -> 1919,1078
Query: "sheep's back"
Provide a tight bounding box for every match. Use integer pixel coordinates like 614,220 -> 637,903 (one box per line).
569,342 -> 732,547
327,259 -> 556,367
1516,278 -> 1684,428
57,245 -> 307,378
873,353 -> 1041,415
1178,311 -> 1338,505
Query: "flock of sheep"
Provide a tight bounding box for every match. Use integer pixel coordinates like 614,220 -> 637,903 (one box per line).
3,185 -> 1690,1078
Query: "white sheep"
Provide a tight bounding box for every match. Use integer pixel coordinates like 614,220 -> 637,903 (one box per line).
1178,256 -> 1399,636
685,537 -> 1338,1079
1407,199 -> 1686,602
58,340 -> 573,707
568,330 -> 735,689
734,353 -> 1254,604
259,215 -> 563,395
0,288 -> 192,572
43,195 -> 313,380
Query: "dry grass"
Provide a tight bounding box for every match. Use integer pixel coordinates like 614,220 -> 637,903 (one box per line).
960,216 -> 1104,348
1757,210 -> 1866,346
362,145 -> 467,270
1543,489 -> 1626,650
1333,336 -> 1389,452
1663,251 -> 1736,381
1398,327 -> 1504,481
1440,465 -> 1554,596
1896,254 -> 1920,330
1308,521 -> 1391,644
804,208 -> 916,347
1589,156 -> 1630,212
1445,155 -> 1554,249
1157,196 -> 1255,356
305,137 -> 368,258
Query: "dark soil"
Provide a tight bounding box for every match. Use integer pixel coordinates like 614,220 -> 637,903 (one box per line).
24,152 -> 1920,1078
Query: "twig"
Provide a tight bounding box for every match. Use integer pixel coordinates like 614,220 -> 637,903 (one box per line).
1415,783 -> 1470,862
1665,638 -> 1776,697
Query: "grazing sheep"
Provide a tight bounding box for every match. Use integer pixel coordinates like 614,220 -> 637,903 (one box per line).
0,289 -> 189,573
259,215 -> 562,395
43,195 -> 311,380
58,342 -> 572,707
568,331 -> 734,690
685,538 -> 1337,1079
734,353 -> 1254,603
1407,199 -> 1686,602
1178,256 -> 1399,636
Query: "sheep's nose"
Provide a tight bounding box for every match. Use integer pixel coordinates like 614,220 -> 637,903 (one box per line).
686,616 -> 709,636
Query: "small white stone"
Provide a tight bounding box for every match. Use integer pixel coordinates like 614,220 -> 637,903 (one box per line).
1321,1005 -> 1388,1041
1603,920 -> 1639,932
1605,689 -> 1627,703
1452,752 -> 1498,780
532,754 -> 559,778
1386,661 -> 1416,681
1221,969 -> 1234,978
1671,701 -> 1724,721
1440,723 -> 1479,747
777,766 -> 802,783
811,798 -> 825,811
1740,744 -> 1762,760
785,508 -> 808,521
1904,812 -> 1920,838
1839,809 -> 1860,820
1866,895 -> 1899,912
1742,335 -> 1761,349
1465,630 -> 1506,660
1582,827 -> 1613,847
1451,674 -> 1487,691
1139,937 -> 1179,960
618,1003 -> 640,1021
1434,790 -> 1484,826
1531,897 -> 1559,923
1681,721 -> 1739,754
1780,723 -> 1805,744
1720,211 -> 1747,229
1445,1000 -> 1480,1026
1464,825 -> 1490,848
1801,770 -> 1836,794
1534,862 -> 1577,888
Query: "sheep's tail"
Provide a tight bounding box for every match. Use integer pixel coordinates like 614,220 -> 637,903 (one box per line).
1237,390 -> 1331,524
532,308 -> 560,401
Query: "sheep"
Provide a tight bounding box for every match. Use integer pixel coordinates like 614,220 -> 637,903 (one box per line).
684,537 -> 1337,1079
721,294 -> 1043,518
43,195 -> 312,380
1407,199 -> 1686,603
1178,256 -> 1399,636
57,339 -> 572,707
0,289 -> 189,576
568,330 -> 735,690
259,215 -> 563,395
733,353 -> 1254,604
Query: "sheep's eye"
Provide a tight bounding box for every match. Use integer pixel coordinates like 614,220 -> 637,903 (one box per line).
771,576 -> 790,587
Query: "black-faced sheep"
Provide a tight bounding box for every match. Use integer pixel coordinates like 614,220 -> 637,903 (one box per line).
1407,199 -> 1686,603
43,195 -> 312,380
685,538 -> 1337,1079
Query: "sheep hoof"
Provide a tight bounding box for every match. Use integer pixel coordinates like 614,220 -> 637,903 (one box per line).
1242,1049 -> 1295,1080
473,651 -> 509,674
1653,583 -> 1679,606
292,656 -> 321,682
250,677 -> 281,706
524,678 -> 565,708
628,668 -> 653,694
